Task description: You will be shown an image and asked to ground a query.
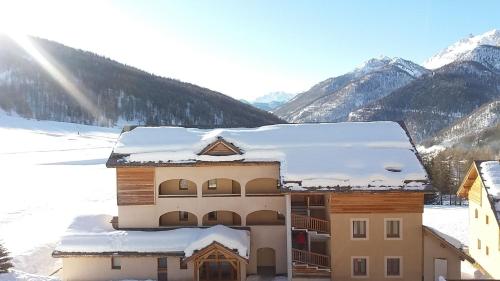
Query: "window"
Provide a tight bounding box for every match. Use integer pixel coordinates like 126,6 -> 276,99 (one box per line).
158,258 -> 168,281
111,256 -> 121,270
385,257 -> 401,277
179,258 -> 187,270
179,211 -> 189,221
486,246 -> 489,256
486,215 -> 489,224
352,219 -> 368,239
179,179 -> 189,190
352,257 -> 368,277
385,219 -> 401,239
158,257 -> 168,269
208,179 -> 217,190
475,209 -> 478,218
208,211 -> 217,221
477,239 -> 481,249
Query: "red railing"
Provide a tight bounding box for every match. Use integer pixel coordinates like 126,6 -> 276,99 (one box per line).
291,214 -> 329,233
292,249 -> 330,268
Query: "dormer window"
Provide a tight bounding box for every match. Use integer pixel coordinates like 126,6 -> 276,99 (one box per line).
198,137 -> 242,156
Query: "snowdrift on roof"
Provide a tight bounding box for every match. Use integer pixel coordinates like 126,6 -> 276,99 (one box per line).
54,215 -> 250,259
110,122 -> 428,190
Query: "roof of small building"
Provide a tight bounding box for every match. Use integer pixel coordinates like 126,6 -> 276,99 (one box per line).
53,215 -> 250,259
422,226 -> 474,263
106,122 -> 430,192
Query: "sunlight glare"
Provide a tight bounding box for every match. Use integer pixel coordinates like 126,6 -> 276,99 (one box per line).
7,33 -> 105,123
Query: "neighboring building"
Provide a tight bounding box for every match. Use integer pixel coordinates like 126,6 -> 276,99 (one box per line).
53,122 -> 469,281
457,160 -> 500,279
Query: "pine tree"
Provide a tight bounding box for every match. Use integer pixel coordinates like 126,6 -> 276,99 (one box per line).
0,241 -> 13,273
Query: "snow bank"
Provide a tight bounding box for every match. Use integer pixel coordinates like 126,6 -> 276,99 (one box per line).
423,206 -> 468,246
55,215 -> 250,259
0,270 -> 59,281
113,122 -> 428,189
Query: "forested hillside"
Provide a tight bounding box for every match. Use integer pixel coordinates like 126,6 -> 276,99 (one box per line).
0,35 -> 283,127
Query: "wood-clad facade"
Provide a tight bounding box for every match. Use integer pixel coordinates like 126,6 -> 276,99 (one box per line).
116,167 -> 155,205
329,192 -> 424,213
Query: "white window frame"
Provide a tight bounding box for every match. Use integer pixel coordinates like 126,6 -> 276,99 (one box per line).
384,218 -> 403,240
350,218 -> 369,240
385,256 -> 403,278
179,179 -> 189,190
208,179 -> 217,190
351,256 -> 369,278
111,256 -> 121,270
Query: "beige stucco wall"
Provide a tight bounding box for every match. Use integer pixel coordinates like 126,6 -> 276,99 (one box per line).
468,177 -> 500,279
423,230 -> 462,281
247,225 -> 287,275
330,212 -> 423,281
118,164 -> 283,228
61,256 -> 157,281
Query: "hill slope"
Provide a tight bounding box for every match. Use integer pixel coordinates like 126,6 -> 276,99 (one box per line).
349,61 -> 500,142
273,57 -> 429,122
0,35 -> 283,127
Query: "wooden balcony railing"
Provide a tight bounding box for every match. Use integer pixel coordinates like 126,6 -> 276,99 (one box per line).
291,214 -> 329,233
292,249 -> 330,268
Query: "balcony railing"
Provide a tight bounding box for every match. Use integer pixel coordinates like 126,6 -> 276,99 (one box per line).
291,214 -> 329,233
292,249 -> 330,268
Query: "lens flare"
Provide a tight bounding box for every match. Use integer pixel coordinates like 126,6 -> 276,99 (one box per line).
7,33 -> 105,124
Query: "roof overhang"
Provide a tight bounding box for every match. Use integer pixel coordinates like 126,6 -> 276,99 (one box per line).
423,226 -> 474,263
457,162 -> 479,198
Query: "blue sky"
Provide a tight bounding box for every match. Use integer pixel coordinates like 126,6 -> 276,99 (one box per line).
0,0 -> 499,99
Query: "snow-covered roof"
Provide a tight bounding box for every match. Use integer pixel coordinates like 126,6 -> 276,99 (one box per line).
53,215 -> 250,259
478,161 -> 500,222
107,122 -> 430,191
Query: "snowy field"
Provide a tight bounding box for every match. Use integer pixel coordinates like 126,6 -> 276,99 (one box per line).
0,113 -> 477,280
0,113 -> 119,278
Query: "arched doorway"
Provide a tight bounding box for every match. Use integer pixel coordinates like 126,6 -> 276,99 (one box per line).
257,248 -> 275,276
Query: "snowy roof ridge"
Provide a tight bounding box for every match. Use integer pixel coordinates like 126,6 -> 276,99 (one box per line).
107,122 -> 430,191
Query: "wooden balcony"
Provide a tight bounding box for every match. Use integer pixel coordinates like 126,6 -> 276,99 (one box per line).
291,214 -> 329,234
292,249 -> 330,269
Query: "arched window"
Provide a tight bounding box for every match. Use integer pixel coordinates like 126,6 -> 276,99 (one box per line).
202,179 -> 241,196
202,211 -> 242,226
246,210 -> 285,225
158,179 -> 197,197
159,211 -> 197,227
246,178 -> 280,195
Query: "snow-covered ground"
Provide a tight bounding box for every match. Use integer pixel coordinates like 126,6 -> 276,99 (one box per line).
0,113 -> 119,277
0,113 -> 485,280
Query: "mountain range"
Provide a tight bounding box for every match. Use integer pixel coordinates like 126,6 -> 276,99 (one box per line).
241,91 -> 296,111
0,35 -> 283,127
274,29 -> 500,150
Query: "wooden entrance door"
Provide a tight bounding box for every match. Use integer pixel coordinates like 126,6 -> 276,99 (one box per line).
199,260 -> 237,281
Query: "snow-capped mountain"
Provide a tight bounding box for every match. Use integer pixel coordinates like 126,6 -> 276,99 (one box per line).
254,91 -> 296,104
273,56 -> 429,122
350,60 -> 500,142
424,29 -> 500,70
246,91 -> 296,111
